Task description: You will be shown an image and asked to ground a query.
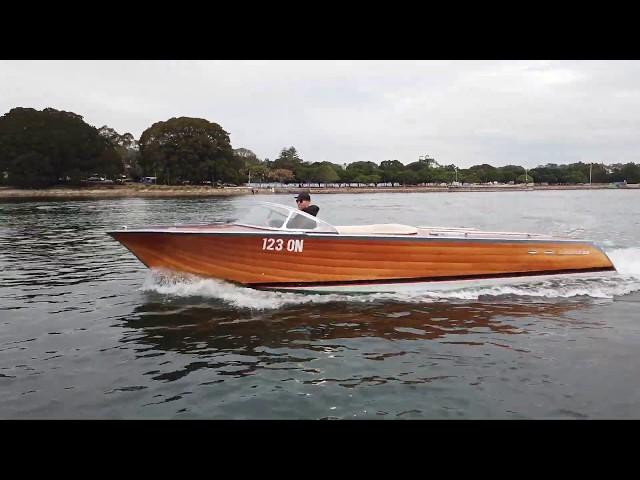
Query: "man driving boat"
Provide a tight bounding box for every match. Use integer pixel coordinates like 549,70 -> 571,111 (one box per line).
294,192 -> 319,216
284,192 -> 320,229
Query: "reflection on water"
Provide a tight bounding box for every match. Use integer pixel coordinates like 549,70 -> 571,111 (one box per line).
108,295 -> 615,416
123,297 -> 585,353
2,192 -> 640,418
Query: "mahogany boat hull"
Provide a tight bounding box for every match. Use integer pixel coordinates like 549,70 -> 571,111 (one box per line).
109,228 -> 616,293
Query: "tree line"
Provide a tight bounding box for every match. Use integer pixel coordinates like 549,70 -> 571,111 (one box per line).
1,107 -> 639,188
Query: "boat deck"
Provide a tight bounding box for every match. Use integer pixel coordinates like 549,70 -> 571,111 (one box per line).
115,222 -> 572,242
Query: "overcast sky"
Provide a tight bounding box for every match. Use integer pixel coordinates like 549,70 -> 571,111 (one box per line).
2,60 -> 639,168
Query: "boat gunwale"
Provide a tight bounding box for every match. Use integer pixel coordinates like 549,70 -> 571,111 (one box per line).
106,228 -> 597,245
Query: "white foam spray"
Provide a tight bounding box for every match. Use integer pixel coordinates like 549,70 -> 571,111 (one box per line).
606,247 -> 640,276
140,248 -> 640,310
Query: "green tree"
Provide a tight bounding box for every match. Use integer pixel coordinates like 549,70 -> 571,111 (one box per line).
379,160 -> 405,186
353,174 -> 367,186
515,172 -> 536,183
399,170 -> 419,185
565,170 -> 587,184
234,147 -> 259,164
431,167 -> 455,184
352,173 -> 381,186
298,161 -> 342,186
459,170 -> 481,184
337,166 -> 355,185
313,164 -> 340,186
234,147 -> 264,184
139,117 -> 241,185
294,164 -> 314,185
8,152 -> 55,188
616,163 -> 640,183
468,164 -> 499,183
529,166 -> 558,184
98,125 -> 140,180
248,164 -> 269,184
494,165 -> 522,183
0,107 -> 121,187
589,163 -> 608,183
345,161 -> 381,186
273,146 -> 303,171
417,167 -> 434,184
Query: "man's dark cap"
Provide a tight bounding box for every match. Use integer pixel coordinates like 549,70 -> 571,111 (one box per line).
294,192 -> 311,201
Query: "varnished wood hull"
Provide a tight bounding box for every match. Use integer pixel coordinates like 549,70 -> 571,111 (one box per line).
109,229 -> 615,292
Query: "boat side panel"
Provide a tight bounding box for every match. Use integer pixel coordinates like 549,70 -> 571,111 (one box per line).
109,232 -> 615,285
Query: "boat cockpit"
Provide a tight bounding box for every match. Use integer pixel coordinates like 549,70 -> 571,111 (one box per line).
234,202 -> 420,235
235,202 -> 338,233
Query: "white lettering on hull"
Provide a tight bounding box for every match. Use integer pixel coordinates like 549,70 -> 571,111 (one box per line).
262,238 -> 304,252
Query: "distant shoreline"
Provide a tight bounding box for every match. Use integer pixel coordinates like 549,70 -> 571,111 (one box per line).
0,183 -> 637,200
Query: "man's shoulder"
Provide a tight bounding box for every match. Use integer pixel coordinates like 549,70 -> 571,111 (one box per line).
303,205 -> 319,216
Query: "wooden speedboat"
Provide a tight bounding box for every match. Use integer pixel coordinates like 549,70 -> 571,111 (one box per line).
108,202 -> 616,293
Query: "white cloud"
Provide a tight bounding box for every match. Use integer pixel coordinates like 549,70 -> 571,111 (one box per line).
1,60 -> 640,168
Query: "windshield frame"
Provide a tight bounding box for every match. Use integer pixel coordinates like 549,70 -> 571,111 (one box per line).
234,202 -> 337,233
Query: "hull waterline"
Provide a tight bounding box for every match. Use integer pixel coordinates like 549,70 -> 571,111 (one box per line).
108,227 -> 616,294
256,270 -> 618,294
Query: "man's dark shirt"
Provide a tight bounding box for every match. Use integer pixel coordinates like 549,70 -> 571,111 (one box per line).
302,205 -> 319,217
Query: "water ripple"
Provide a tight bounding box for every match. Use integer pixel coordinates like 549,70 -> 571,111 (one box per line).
2,192 -> 640,418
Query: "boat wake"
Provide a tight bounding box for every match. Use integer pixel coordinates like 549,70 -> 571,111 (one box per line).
140,248 -> 640,310
141,270 -> 354,310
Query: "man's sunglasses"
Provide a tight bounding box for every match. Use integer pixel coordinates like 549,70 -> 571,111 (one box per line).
296,199 -> 303,203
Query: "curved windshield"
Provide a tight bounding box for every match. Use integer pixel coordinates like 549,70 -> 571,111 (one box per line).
286,212 -> 318,230
236,204 -> 290,229
235,203 -> 337,233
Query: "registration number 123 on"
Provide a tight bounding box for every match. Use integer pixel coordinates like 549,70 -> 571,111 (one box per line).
262,238 -> 304,252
